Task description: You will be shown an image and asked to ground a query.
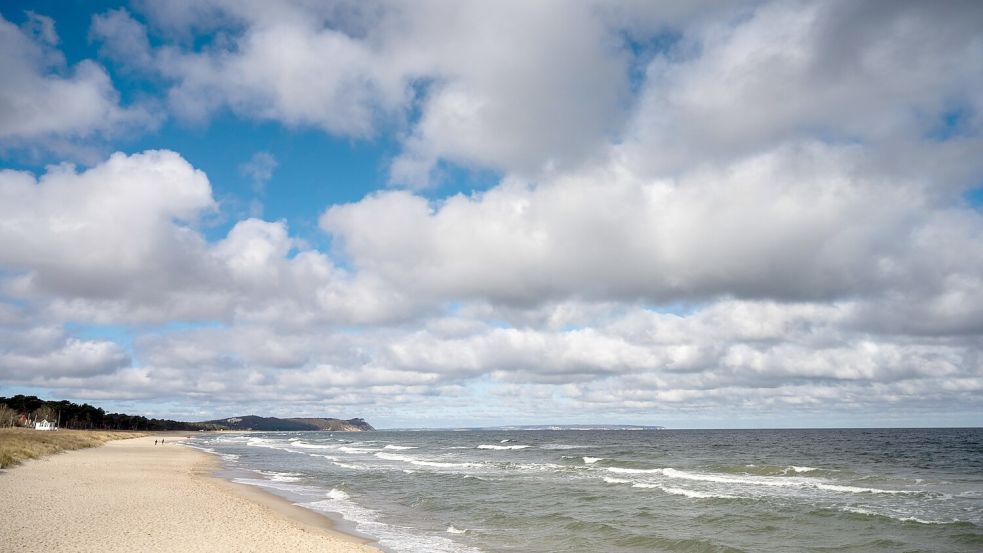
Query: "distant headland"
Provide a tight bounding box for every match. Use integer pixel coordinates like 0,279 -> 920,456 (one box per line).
199,415 -> 374,432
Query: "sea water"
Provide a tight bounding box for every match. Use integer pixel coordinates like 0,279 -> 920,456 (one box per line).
188,428 -> 982,552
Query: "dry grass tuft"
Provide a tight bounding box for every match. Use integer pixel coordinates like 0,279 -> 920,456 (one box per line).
0,428 -> 143,469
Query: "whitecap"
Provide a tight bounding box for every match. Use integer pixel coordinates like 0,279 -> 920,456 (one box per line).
304,494 -> 483,553
813,482 -> 915,495
606,467 -> 663,475
840,506 -> 950,524
384,444 -> 418,450
660,467 -> 916,495
326,488 -> 350,500
375,451 -> 479,469
307,453 -> 339,461
603,477 -> 631,484
288,441 -> 338,450
446,525 -> 467,534
649,485 -> 734,499
375,452 -> 415,462
339,446 -> 374,454
583,456 -> 604,464
258,470 -> 303,483
477,444 -> 530,450
411,460 -> 478,468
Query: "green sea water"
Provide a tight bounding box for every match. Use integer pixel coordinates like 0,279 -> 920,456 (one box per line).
191,428 -> 983,552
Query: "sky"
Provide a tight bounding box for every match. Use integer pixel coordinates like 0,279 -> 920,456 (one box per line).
0,0 -> 981,429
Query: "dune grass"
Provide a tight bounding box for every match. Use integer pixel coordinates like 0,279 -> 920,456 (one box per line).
0,428 -> 143,469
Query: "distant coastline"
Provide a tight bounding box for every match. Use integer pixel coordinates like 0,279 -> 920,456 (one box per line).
387,424 -> 666,431
199,415 -> 375,432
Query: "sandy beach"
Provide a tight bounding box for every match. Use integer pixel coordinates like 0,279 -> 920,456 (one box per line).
0,435 -> 380,553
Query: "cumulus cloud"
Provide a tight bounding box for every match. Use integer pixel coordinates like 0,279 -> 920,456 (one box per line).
0,12 -> 153,153
92,1 -> 635,186
88,1 -> 983,189
0,306 -> 129,381
321,142 -> 983,327
0,150 -> 216,310
0,149 -> 426,327
625,0 -> 983,175
3,1 -> 982,424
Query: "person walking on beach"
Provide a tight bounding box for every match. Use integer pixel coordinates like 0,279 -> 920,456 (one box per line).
155,439 -> 158,445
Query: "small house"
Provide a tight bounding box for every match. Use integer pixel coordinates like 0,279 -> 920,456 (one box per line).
35,419 -> 55,431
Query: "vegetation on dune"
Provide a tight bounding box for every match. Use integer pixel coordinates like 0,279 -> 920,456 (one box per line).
0,395 -> 211,431
0,428 -> 142,469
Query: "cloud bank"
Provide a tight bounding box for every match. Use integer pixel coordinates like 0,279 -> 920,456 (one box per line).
1,0 -> 981,426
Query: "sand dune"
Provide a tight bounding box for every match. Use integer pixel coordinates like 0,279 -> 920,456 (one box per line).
0,435 -> 379,553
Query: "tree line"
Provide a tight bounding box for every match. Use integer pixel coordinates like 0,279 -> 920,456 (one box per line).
0,395 -> 207,431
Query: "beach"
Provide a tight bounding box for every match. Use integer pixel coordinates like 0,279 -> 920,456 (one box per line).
0,435 -> 380,553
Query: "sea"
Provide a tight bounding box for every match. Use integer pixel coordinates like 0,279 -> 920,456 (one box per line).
187,428 -> 982,553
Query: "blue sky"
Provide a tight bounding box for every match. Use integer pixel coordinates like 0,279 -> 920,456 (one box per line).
0,1 -> 981,428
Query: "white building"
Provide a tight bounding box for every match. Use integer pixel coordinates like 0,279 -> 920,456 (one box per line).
35,419 -> 55,431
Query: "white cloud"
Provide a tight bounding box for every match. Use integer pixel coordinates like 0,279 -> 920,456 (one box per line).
89,1 -> 983,189
0,306 -> 128,380
2,2 -> 982,425
0,149 -> 426,327
625,0 -> 983,175
6,298 -> 977,425
322,142 -> 983,321
0,13 -> 153,151
0,150 -> 216,309
93,1 -> 635,186
239,151 -> 277,191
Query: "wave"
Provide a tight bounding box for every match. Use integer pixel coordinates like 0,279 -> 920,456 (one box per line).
634,483 -> 735,499
375,451 -> 479,469
600,466 -> 918,497
446,526 -> 467,534
539,444 -> 587,450
477,444 -> 530,450
602,474 -> 731,499
583,457 -> 604,464
412,460 -> 478,468
332,461 -> 367,470
660,468 -> 916,495
812,482 -> 915,495
384,444 -> 418,450
307,453 -> 339,461
187,444 -> 240,462
286,440 -> 338,450
339,446 -> 375,454
375,452 -> 414,462
257,470 -> 303,483
606,467 -> 663,475
654,485 -> 733,499
839,506 -> 962,525
603,477 -> 632,484
326,488 -> 350,500
715,464 -> 825,477
305,494 -> 481,553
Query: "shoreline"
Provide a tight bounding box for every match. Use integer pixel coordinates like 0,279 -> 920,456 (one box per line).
189,440 -> 382,547
0,434 -> 381,552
